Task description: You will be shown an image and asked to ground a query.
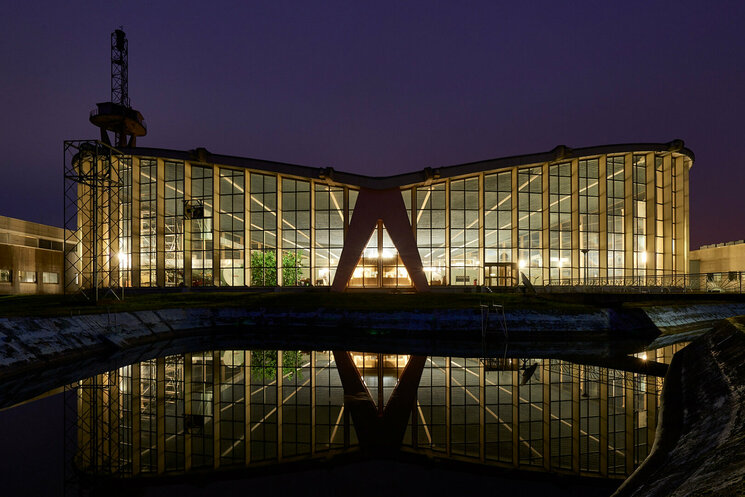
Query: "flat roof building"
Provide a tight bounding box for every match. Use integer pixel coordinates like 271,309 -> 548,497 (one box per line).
66,140 -> 693,292
0,215 -> 66,295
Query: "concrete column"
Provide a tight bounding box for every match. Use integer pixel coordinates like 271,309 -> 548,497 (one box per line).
542,361 -> 551,471
572,364 -> 580,473
445,179 -> 451,285
479,173 -> 485,285
479,359 -> 485,462
310,351 -> 316,455
277,175 -> 284,287
245,349 -> 251,465
245,171 -> 252,286
624,372 -> 634,475
309,183 -> 316,287
512,368 -> 519,467
277,351 -> 283,460
511,169 -> 519,271
446,357 -> 451,457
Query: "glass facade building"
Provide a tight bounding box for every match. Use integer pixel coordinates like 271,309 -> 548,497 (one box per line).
77,141 -> 692,290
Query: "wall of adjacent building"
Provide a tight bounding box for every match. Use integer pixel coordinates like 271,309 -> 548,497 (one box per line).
0,215 -> 66,295
690,241 -> 745,273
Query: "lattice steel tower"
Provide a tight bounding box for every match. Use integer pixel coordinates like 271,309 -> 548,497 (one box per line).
89,29 -> 146,147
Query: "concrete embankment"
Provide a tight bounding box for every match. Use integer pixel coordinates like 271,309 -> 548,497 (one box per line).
612,316 -> 745,497
0,301 -> 743,408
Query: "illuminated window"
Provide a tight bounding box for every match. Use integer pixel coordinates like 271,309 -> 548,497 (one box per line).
607,156 -> 625,281
0,269 -> 10,283
416,183 -> 447,285
190,166 -> 213,286
313,185 -> 344,286
18,271 -> 36,283
450,177 -> 480,285
139,159 -> 157,286
633,155 -> 647,278
42,272 -> 59,284
164,161 -> 185,286
484,171 -> 512,263
517,167 -> 542,284
219,169 -> 245,286
250,173 -> 276,286
549,163 -> 571,282
280,179 -> 311,286
579,159 -> 600,280
119,158 -> 132,286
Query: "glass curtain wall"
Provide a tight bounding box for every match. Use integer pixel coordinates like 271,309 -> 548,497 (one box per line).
607,157 -> 625,281
579,159 -> 600,281
139,159 -> 157,286
654,156 -> 665,276
219,169 -> 245,286
190,166 -> 213,286
164,161 -> 184,286
313,185 -> 344,286
484,171 -> 512,264
350,224 -> 380,288
249,173 -> 276,286
517,167 -> 542,284
449,178 -> 480,285
416,183 -> 447,285
281,179 -> 311,286
119,158 -> 132,286
632,156 -> 647,278
548,163 -> 571,282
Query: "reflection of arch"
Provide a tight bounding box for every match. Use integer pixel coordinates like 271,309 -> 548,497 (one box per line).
331,188 -> 429,292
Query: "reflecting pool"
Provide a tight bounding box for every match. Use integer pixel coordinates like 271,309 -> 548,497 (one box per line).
65,343 -> 687,490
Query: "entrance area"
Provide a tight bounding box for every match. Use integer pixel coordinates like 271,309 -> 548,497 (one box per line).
348,221 -> 412,288
484,262 -> 518,287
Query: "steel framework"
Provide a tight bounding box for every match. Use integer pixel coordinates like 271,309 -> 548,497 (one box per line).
64,140 -> 124,302
64,372 -> 127,496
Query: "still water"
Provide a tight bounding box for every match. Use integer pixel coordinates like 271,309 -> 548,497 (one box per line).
38,342 -> 688,496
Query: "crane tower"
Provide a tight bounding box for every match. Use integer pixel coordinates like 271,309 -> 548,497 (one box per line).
89,29 -> 147,147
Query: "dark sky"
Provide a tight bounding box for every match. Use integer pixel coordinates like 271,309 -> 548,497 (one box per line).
1,0 -> 744,249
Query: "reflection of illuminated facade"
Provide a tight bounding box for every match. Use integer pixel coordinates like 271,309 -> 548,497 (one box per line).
71,345 -> 686,479
70,141 -> 693,292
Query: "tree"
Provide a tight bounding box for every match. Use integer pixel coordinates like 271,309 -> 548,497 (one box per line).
249,249 -> 303,286
250,249 -> 277,286
250,350 -> 305,380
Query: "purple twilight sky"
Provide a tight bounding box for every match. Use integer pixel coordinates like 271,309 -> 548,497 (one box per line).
1,0 -> 744,249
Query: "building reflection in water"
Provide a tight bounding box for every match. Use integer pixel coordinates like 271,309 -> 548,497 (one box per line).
69,345 -> 687,481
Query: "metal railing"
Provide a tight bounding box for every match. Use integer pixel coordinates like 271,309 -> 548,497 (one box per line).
521,271 -> 745,294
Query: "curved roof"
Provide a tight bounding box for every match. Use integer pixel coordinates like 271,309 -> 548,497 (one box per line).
121,139 -> 694,190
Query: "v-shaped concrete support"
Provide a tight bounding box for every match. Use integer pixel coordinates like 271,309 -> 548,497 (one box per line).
332,351 -> 427,451
331,188 -> 429,292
